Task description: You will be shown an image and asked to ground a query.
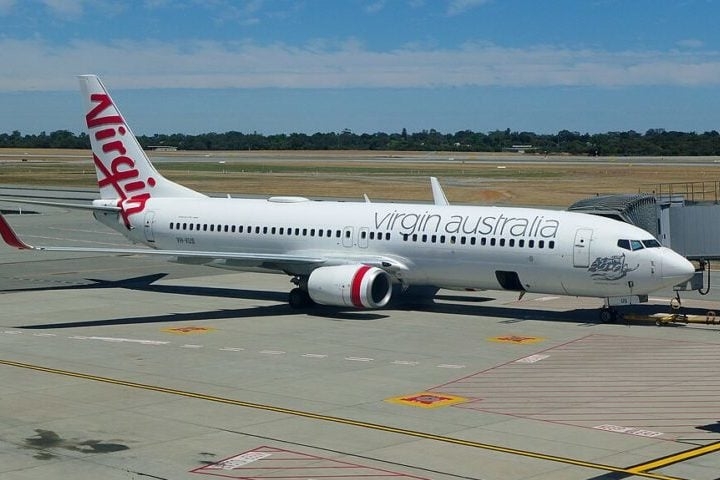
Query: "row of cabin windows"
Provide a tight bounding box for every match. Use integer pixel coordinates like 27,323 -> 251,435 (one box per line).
168,221 -> 554,249
402,232 -> 555,249
168,222 -> 392,241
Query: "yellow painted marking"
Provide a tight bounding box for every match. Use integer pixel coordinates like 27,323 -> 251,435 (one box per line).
161,326 -> 215,335
0,359 -> 681,480
627,441 -> 720,474
488,335 -> 544,344
385,392 -> 467,409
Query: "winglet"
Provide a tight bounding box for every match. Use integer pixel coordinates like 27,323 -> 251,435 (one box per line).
0,214 -> 34,250
430,177 -> 449,206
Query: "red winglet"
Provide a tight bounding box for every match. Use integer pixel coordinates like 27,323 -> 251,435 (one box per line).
0,214 -> 33,249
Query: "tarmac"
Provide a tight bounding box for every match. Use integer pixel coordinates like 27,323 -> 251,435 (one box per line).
1,200 -> 720,480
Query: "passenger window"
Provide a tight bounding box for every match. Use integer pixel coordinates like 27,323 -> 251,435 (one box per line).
549,240 -> 555,249
509,239 -> 514,247
528,240 -> 534,248
369,232 -> 375,240
539,240 -> 544,248
412,234 -> 418,242
480,237 -> 486,246
519,239 -> 524,247
471,237 -> 476,245
490,238 -> 496,246
386,233 -> 391,240
499,238 -> 505,247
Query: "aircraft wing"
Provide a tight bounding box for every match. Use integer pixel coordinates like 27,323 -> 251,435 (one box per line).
0,196 -> 121,212
0,213 -> 408,273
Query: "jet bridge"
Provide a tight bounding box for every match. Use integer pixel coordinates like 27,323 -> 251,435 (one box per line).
568,181 -> 720,297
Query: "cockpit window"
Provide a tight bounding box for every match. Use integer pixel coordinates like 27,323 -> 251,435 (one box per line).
618,239 -> 652,251
630,240 -> 644,251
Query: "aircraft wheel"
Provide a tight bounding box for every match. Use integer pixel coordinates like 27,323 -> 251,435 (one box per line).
599,308 -> 616,323
289,288 -> 313,309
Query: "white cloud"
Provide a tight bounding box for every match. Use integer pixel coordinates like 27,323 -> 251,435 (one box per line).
1,38 -> 720,91
677,38 -> 704,49
41,0 -> 84,18
0,0 -> 15,15
447,0 -> 491,16
364,1 -> 386,14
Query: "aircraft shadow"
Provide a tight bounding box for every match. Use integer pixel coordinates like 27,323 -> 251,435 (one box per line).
8,273 -> 707,329
12,273 -> 388,329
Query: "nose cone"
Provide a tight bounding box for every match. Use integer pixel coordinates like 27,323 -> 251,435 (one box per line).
662,249 -> 695,284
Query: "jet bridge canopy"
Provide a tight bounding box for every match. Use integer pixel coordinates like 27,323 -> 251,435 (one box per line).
569,184 -> 720,261
567,194 -> 658,238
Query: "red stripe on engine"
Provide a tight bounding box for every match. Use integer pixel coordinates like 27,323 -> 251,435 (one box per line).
350,265 -> 372,308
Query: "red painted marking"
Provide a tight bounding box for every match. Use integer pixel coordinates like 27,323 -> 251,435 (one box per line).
191,445 -> 430,479
350,265 -> 372,308
0,214 -> 31,249
401,394 -> 453,405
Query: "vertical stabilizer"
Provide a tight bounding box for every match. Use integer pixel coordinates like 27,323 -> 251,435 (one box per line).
78,75 -> 205,222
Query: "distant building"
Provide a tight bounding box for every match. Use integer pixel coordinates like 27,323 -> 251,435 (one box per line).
503,144 -> 535,153
147,145 -> 178,152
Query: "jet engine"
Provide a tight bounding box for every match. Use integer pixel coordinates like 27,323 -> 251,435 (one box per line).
307,265 -> 392,308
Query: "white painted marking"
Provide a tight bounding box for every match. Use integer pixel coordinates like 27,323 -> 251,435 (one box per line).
515,354 -> 550,364
345,357 -> 374,362
2,331 -> 21,335
260,350 -> 286,355
68,336 -> 169,345
302,353 -> 328,358
594,424 -> 663,438
437,364 -> 466,369
207,451 -> 272,470
649,297 -> 670,302
392,360 -> 419,366
534,296 -> 560,302
31,333 -> 56,337
219,347 -> 244,352
181,344 -> 203,349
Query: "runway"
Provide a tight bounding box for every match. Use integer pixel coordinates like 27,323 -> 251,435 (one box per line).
1,203 -> 720,479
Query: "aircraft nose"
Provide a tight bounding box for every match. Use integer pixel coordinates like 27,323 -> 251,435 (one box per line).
662,249 -> 695,283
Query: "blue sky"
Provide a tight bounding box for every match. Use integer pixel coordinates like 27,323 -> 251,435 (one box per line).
1,0 -> 719,136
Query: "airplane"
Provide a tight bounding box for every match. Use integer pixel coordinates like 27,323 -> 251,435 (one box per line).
0,75 -> 696,322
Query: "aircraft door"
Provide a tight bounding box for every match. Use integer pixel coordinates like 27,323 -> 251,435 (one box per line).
573,228 -> 592,267
342,226 -> 354,248
358,227 -> 369,248
144,211 -> 156,243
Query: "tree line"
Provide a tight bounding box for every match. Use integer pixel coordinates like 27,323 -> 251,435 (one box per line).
2,128 -> 720,156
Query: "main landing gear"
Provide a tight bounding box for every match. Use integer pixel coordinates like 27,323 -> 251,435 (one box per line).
289,287 -> 314,309
599,307 -> 620,323
289,276 -> 315,309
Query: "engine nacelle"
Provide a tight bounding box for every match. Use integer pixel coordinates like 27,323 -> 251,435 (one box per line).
307,265 -> 392,308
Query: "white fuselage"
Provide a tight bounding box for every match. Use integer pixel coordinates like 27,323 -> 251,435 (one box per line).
94,196 -> 693,299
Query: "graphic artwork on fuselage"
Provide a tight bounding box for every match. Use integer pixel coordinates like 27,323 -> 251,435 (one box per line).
374,210 -> 560,238
588,253 -> 640,281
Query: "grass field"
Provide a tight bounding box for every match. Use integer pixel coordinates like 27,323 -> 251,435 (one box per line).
2,148 -> 719,207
